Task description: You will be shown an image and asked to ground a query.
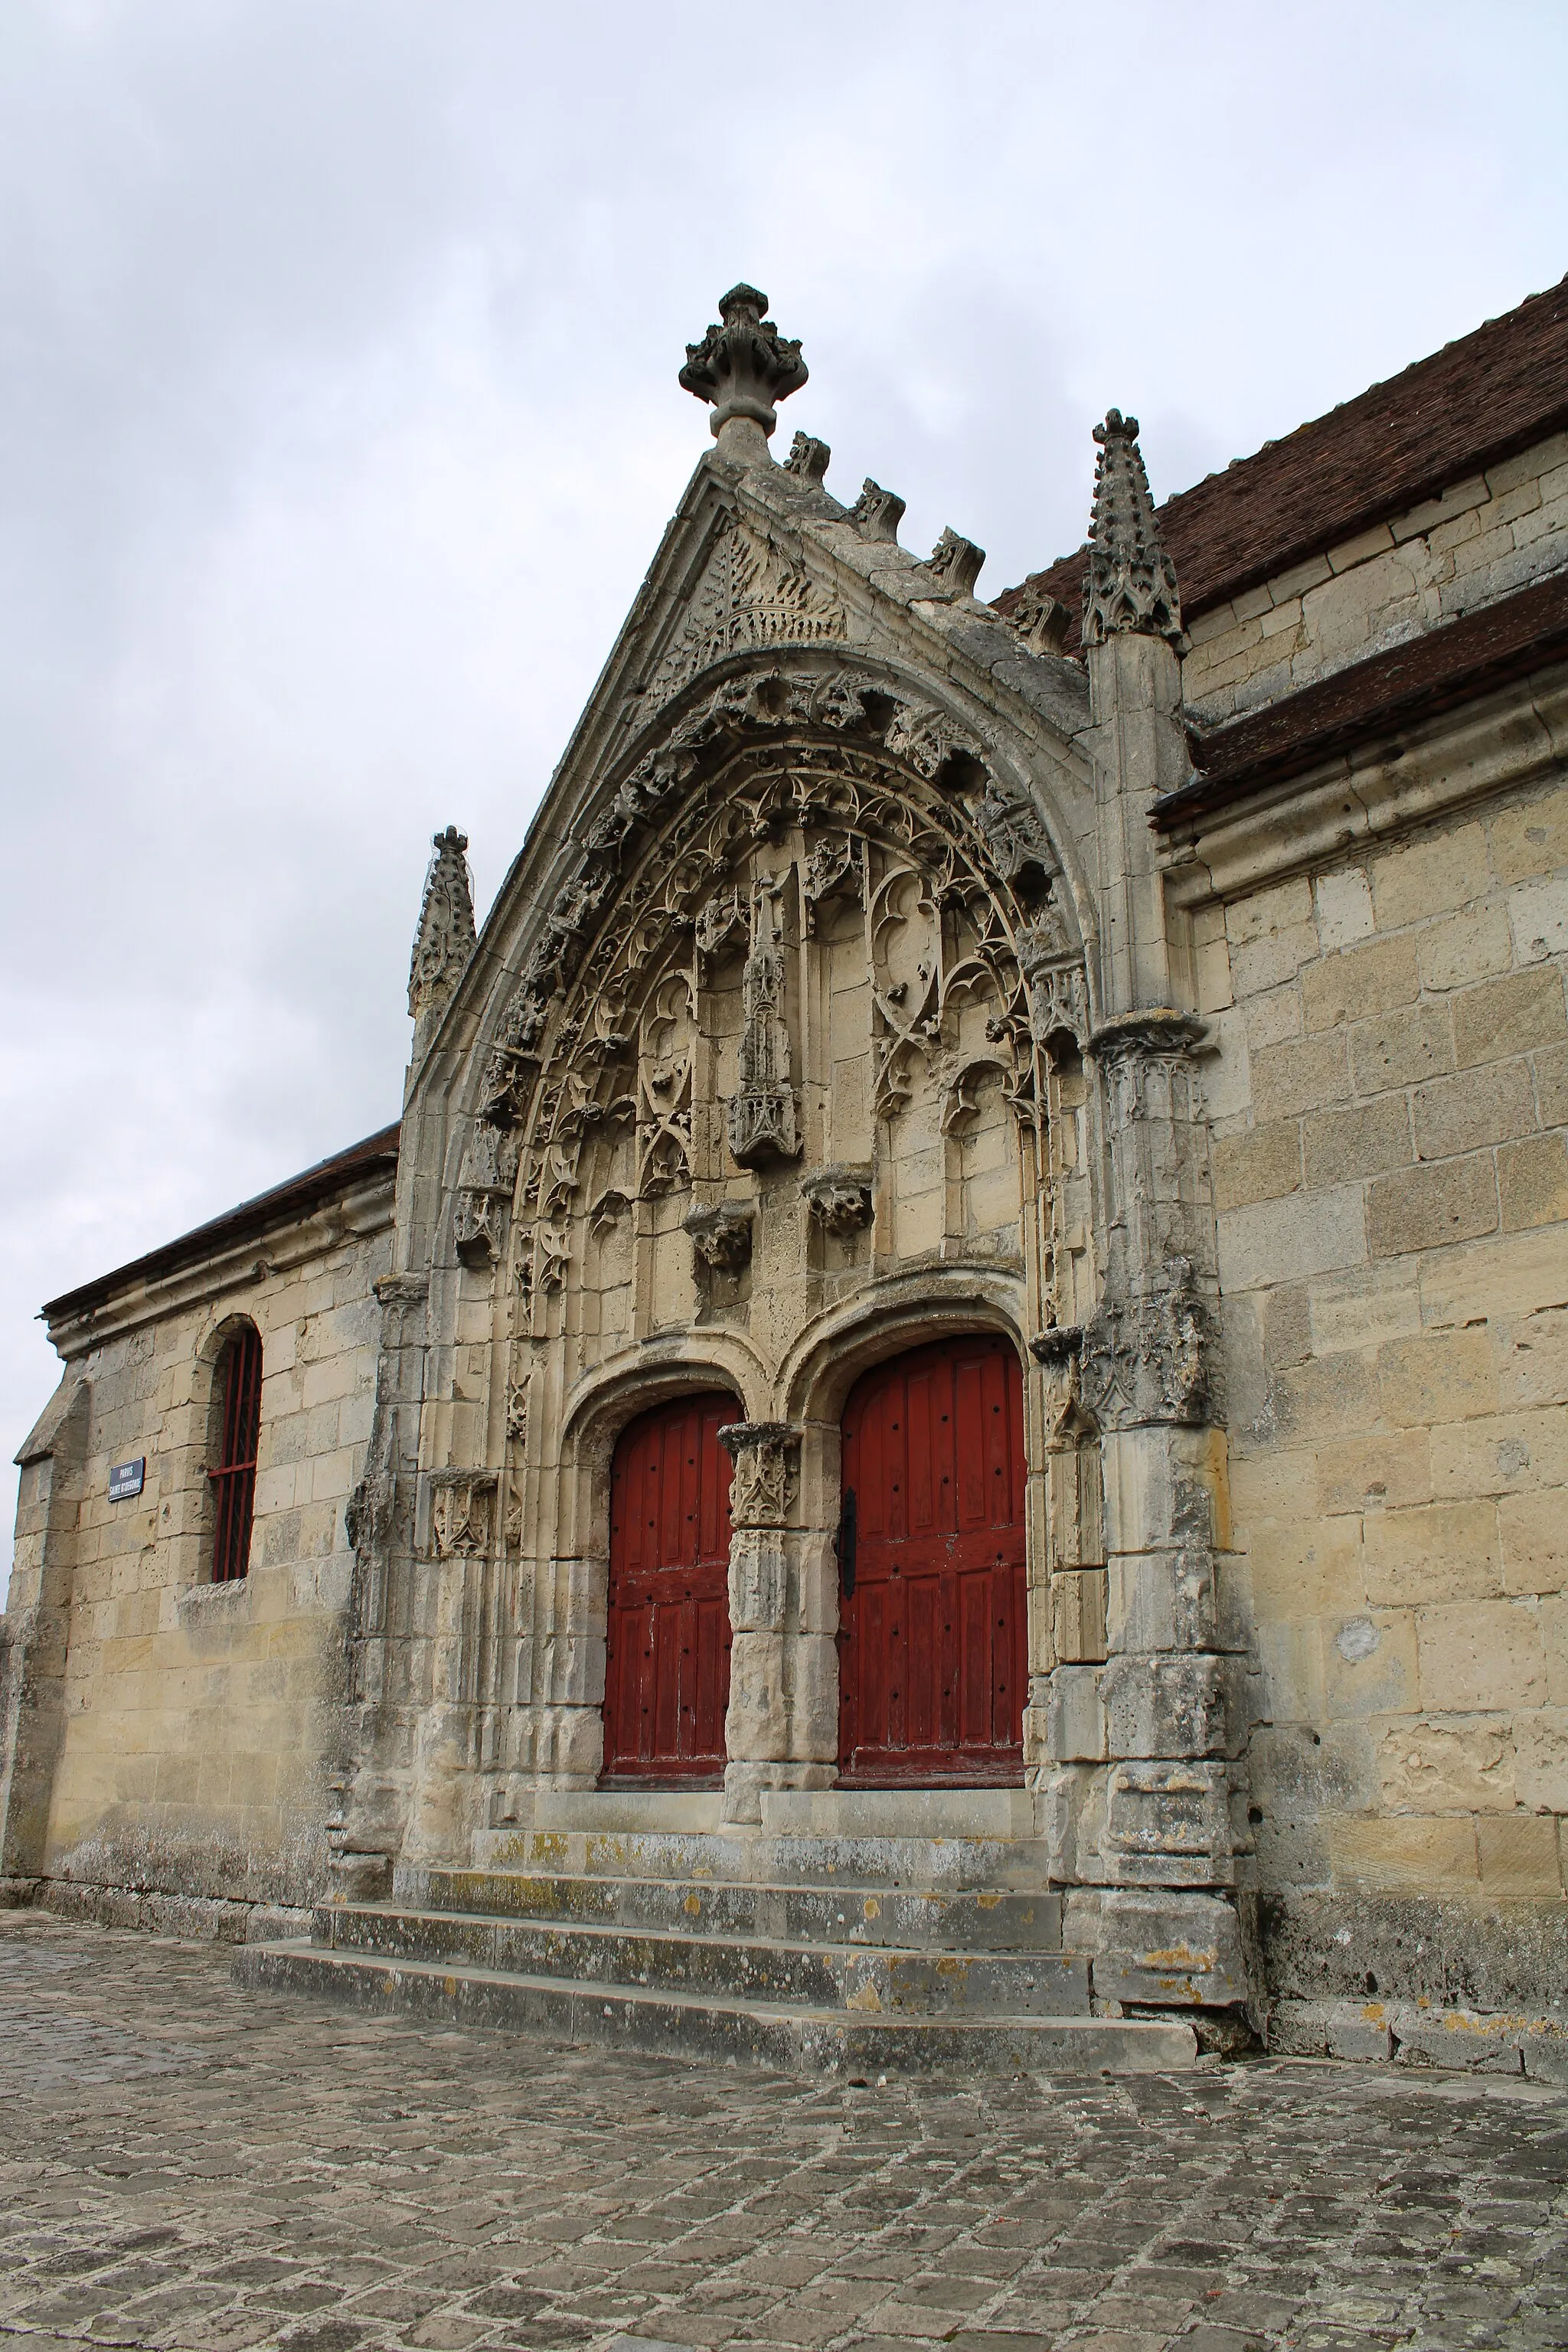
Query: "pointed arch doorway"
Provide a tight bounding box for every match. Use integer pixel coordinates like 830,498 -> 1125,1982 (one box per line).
603,1391 -> 736,1785
837,1334 -> 1027,1785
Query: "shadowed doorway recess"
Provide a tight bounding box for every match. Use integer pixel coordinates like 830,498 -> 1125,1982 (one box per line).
837,1334 -> 1026,1785
603,1392 -> 737,1784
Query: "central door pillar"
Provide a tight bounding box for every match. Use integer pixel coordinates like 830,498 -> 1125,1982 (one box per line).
717,1420 -> 836,1823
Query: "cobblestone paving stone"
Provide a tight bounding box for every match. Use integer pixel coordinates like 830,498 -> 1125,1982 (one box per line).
1,1915 -> 1564,2352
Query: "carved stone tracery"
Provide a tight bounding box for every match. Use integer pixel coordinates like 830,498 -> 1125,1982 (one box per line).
456,645 -> 1088,1330
717,1422 -> 799,1530
427,1471 -> 498,1560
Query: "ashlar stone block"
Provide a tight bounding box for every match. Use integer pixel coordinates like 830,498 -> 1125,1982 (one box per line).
1367,1152 -> 1498,1257
1100,1651 -> 1243,1759
1102,1758 -> 1242,1886
1375,1713 -> 1515,1814
1417,1598 -> 1547,1712
1078,1886 -> 1253,2008
1105,1544 -> 1219,1655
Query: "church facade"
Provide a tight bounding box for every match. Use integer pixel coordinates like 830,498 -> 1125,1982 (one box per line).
4,279 -> 1566,2073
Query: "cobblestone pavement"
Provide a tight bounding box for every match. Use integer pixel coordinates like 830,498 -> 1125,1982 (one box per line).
1,1914 -> 1565,2352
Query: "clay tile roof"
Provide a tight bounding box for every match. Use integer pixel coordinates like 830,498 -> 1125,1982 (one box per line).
996,273 -> 1568,649
42,1122 -> 401,1325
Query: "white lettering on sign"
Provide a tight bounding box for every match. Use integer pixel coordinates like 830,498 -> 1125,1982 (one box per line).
108,1457 -> 145,1502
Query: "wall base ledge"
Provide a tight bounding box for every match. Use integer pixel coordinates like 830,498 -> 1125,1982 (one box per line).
1268,1994 -> 1568,2083
1,1877 -> 311,1945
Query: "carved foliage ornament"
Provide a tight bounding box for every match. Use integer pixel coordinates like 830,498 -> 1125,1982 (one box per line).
649,515 -> 845,706
684,1200 -> 753,1272
802,1168 -> 873,1237
679,283 -> 808,440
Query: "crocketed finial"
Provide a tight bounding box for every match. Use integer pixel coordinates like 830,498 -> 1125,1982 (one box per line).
679,284 -> 808,463
1082,410 -> 1181,646
408,825 -> 476,1024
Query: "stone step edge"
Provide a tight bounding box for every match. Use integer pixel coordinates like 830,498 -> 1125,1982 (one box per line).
237,1940 -> 1195,2073
401,1869 -> 1057,1911
325,1902 -> 1076,1968
470,1834 -> 1054,1883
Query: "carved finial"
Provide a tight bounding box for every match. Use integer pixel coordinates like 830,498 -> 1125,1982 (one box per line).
850,479 -> 905,544
784,431 -> 831,485
1083,410 -> 1181,645
926,527 -> 986,596
408,825 -> 476,1027
680,283 -> 808,464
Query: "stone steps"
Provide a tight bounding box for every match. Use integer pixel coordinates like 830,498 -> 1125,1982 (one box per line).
236,1939 -> 1197,2074
316,1900 -> 1088,2015
236,1788 -> 1199,2075
471,1785 -> 1054,1890
402,1866 -> 1062,1950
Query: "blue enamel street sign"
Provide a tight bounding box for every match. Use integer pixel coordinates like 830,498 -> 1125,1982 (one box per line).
108,1457 -> 145,1503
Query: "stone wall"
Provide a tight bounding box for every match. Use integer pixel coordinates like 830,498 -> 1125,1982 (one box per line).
1195,764 -> 1568,2009
1,1194 -> 393,1930
1184,430 -> 1568,726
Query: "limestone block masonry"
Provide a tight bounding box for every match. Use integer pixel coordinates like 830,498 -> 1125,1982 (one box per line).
6,275 -> 1568,2076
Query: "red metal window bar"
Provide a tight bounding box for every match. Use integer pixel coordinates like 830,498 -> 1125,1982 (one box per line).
209,1324 -> 263,1583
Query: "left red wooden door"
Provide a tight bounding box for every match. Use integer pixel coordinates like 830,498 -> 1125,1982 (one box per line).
603,1393 -> 737,1783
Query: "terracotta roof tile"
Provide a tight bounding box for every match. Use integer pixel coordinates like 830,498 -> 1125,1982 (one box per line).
997,273 -> 1568,648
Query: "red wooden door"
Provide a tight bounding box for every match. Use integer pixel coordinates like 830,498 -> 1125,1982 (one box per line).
603,1393 -> 736,1783
838,1334 -> 1027,1785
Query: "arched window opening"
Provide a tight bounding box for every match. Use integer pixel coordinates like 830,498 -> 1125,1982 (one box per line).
209,1322 -> 263,1583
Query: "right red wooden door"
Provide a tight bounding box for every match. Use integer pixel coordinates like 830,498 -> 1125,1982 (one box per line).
603,1392 -> 736,1784
837,1334 -> 1027,1785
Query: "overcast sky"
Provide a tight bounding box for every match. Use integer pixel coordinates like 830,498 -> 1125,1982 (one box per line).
2,1 -> 1566,1593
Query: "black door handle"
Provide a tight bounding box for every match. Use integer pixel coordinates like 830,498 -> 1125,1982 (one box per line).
836,1487 -> 857,1599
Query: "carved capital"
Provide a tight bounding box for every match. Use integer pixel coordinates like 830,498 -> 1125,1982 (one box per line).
802,1165 -> 874,1237
1089,1007 -> 1207,1064
684,1199 -> 754,1273
680,283 -> 808,445
1029,1324 -> 1083,1373
717,1421 -> 801,1529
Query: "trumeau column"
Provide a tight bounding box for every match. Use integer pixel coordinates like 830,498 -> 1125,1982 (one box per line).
717,1421 -> 835,1824
1043,412 -> 1258,2035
